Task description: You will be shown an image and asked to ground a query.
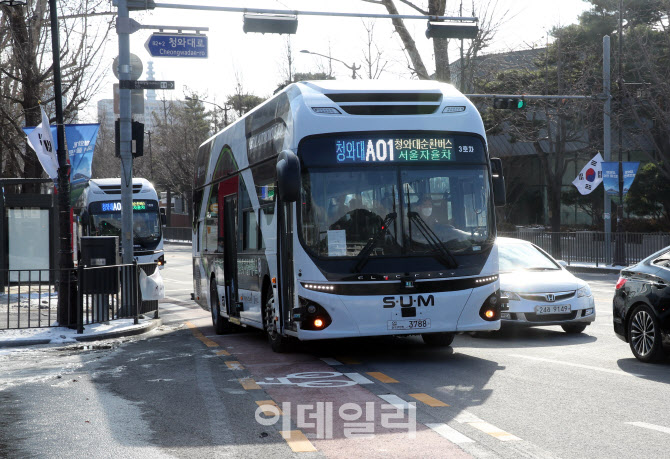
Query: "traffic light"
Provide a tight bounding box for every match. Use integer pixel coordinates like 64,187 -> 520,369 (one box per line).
493,97 -> 527,109
243,13 -> 298,34
115,120 -> 144,158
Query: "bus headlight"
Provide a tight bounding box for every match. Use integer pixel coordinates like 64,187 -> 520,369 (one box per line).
479,292 -> 501,321
156,254 -> 165,266
296,297 -> 332,331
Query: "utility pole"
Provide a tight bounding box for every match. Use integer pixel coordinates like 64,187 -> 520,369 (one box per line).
614,0 -> 626,266
603,35 -> 612,264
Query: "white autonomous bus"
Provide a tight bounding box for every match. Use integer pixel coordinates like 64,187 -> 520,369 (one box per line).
77,178 -> 166,267
192,80 -> 506,351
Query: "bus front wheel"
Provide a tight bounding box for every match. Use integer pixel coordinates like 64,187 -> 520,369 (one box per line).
264,289 -> 291,353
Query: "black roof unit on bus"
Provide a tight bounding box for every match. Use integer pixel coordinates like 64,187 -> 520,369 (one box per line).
97,184 -> 143,194
324,91 -> 442,115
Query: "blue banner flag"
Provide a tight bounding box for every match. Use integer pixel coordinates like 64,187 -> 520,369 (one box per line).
601,162 -> 620,196
23,123 -> 99,181
23,123 -> 100,204
622,162 -> 640,195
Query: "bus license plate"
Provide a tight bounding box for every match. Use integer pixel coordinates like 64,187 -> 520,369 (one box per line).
535,304 -> 571,315
388,319 -> 431,330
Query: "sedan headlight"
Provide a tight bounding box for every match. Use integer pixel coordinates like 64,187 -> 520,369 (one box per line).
501,290 -> 521,301
577,285 -> 592,298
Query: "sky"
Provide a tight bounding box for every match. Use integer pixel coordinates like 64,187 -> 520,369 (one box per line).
84,0 -> 592,122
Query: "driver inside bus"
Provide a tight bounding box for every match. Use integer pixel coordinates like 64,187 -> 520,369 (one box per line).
416,195 -> 466,244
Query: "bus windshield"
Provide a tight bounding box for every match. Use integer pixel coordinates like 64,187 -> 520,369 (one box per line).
298,132 -> 494,259
88,200 -> 162,248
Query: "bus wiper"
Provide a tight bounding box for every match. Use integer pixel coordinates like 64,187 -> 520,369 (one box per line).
352,212 -> 397,273
407,211 -> 458,269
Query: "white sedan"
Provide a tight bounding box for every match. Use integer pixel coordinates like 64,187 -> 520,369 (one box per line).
497,237 -> 596,333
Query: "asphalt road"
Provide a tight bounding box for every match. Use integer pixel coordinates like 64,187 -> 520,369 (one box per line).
1,243 -> 668,459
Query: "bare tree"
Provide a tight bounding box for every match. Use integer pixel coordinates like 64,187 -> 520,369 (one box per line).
362,0 -> 509,83
362,19 -> 390,79
0,0 -> 115,182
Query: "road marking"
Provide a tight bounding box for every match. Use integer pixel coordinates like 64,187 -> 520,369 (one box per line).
344,372 -> 374,385
627,422 -> 670,435
454,410 -> 521,442
320,357 -> 342,366
336,356 -> 361,364
226,361 -> 244,370
239,378 -> 261,390
256,400 -> 283,416
468,421 -> 521,441
215,349 -> 231,356
409,393 -> 449,407
510,354 -> 642,377
367,372 -> 399,383
378,394 -> 412,410
185,322 -> 219,348
426,423 -> 474,444
279,430 -> 317,453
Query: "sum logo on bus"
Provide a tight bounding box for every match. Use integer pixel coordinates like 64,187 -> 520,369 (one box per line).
382,295 -> 435,308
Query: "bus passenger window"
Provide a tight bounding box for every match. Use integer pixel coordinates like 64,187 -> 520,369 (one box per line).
243,210 -> 259,250
205,184 -> 219,251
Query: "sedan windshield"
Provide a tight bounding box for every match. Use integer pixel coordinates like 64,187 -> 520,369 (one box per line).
499,241 -> 560,271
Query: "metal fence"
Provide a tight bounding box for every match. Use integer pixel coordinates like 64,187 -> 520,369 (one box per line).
500,231 -> 670,266
163,227 -> 192,243
0,262 -> 159,331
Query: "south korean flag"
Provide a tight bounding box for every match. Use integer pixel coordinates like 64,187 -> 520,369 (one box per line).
573,153 -> 604,195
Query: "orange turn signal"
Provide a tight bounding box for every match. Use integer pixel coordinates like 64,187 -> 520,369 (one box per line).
485,309 -> 495,319
314,318 -> 324,328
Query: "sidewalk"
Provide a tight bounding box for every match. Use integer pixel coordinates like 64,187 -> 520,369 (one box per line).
0,317 -> 161,348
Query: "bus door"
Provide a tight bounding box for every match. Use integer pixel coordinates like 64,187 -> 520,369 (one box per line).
276,199 -> 294,332
219,178 -> 239,318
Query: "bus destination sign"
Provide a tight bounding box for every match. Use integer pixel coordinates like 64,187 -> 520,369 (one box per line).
335,136 -> 475,163
99,201 -> 154,212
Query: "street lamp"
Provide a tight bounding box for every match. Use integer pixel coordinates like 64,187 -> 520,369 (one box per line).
300,49 -> 360,79
185,96 -> 232,128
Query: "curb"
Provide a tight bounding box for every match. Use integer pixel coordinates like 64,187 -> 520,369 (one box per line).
565,266 -> 622,275
74,317 -> 162,342
0,338 -> 51,348
0,318 -> 162,348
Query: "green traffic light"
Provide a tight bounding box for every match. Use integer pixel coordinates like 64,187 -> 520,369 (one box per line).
517,99 -> 526,109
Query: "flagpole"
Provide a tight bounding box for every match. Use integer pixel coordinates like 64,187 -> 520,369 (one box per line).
48,0 -> 77,326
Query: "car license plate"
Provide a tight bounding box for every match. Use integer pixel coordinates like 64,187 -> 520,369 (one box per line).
387,319 -> 431,330
535,304 -> 571,315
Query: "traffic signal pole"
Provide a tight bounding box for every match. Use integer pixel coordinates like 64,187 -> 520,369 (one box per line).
117,0 -> 134,267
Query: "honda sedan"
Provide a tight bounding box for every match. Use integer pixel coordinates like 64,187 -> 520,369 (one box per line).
498,237 -> 596,333
613,246 -> 670,362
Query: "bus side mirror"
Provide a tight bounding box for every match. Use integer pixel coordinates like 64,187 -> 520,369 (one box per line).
80,209 -> 90,235
491,158 -> 506,207
159,207 -> 167,226
276,149 -> 301,203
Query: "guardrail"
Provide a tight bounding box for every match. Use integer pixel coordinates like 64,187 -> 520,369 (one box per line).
500,231 -> 670,266
163,227 -> 192,243
0,262 -> 158,331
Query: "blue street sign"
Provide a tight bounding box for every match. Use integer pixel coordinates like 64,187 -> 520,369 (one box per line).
144,33 -> 208,58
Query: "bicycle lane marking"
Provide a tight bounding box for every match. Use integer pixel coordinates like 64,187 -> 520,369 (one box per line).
216,333 -> 472,459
